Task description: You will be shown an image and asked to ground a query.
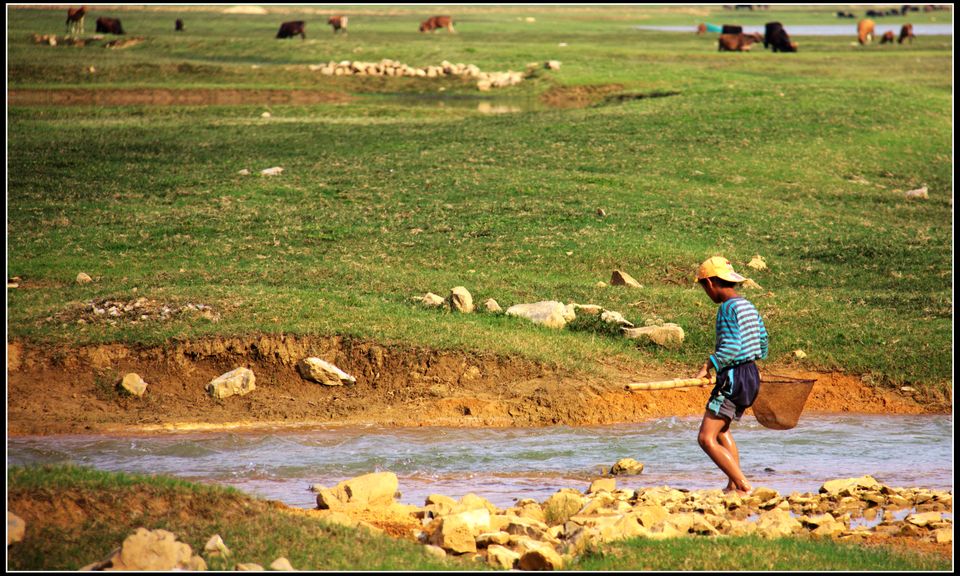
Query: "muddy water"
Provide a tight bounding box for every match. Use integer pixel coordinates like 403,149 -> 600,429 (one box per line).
7,415 -> 951,510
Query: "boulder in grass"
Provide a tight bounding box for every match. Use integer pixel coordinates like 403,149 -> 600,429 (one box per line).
610,269 -> 642,287
622,323 -> 685,347
206,367 -> 256,399
76,272 -> 93,284
85,528 -> 206,571
446,286 -> 474,313
505,301 -> 570,329
748,255 -> 767,271
484,298 -> 502,313
418,292 -> 445,307
297,357 -> 356,386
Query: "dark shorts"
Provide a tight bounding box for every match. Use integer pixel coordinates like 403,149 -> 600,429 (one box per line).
706,362 -> 760,421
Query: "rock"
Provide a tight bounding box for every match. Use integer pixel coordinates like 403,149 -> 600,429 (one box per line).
484,298 -> 502,313
460,365 -> 481,382
518,544 -> 563,570
119,373 -> 148,398
610,270 -> 642,287
819,475 -> 881,495
98,528 -> 206,571
633,504 -> 670,528
793,349 -> 807,359
430,515 -> 478,555
270,557 -> 296,570
203,534 -> 231,557
206,367 -> 256,399
905,511 -> 943,527
756,508 -> 802,538
505,301 -> 570,329
600,310 -> 634,328
747,255 -> 767,271
610,457 -> 644,475
419,292 -> 445,307
543,491 -> 586,526
458,493 -> 497,515
802,513 -> 846,537
7,512 -> 25,546
316,471 -> 399,510
261,111 -> 272,118
587,478 -> 616,493
446,286 -> 474,313
237,168 -> 250,175
572,303 -> 603,315
260,166 -> 284,176
297,357 -> 356,386
741,278 -> 763,290
425,494 -> 459,516
486,544 -> 520,569
476,531 -> 511,547
751,487 -> 780,502
905,185 -> 928,199
545,60 -> 561,70
933,528 -> 952,544
622,324 -> 684,347
76,272 -> 93,284
423,544 -> 446,559
236,563 -> 265,571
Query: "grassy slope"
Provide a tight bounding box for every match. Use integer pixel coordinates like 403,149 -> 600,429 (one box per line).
7,465 -> 951,571
6,5 -> 953,391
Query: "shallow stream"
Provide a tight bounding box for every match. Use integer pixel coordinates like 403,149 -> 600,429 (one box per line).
7,414 -> 952,511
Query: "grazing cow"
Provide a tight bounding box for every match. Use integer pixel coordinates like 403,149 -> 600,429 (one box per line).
96,17 -> 124,35
866,9 -> 884,17
836,11 -> 856,19
898,23 -> 915,44
763,22 -> 797,52
718,32 -> 761,51
879,30 -> 896,43
276,20 -> 306,40
721,24 -> 743,34
419,15 -> 455,33
175,18 -> 184,32
328,15 -> 348,33
66,6 -> 86,36
857,19 -> 875,45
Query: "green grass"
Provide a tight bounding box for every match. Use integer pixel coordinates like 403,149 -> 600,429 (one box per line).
6,5 -> 953,394
7,464 -> 950,571
567,533 -> 952,571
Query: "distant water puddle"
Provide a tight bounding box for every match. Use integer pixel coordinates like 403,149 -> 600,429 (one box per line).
7,415 -> 952,510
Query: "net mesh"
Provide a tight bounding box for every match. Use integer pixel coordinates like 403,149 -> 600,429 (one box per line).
751,374 -> 817,430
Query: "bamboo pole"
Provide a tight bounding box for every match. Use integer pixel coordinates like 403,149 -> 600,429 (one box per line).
625,377 -> 714,391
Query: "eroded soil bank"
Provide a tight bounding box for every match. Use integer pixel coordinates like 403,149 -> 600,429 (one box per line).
6,335 -> 949,437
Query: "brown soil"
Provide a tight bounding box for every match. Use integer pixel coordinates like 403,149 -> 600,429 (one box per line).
7,88 -> 351,107
6,335 -> 948,437
538,83 -> 627,109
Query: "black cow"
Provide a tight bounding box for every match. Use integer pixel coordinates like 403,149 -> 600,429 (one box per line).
96,17 -> 124,35
276,20 -> 306,40
721,24 -> 743,34
763,21 -> 797,52
175,18 -> 184,32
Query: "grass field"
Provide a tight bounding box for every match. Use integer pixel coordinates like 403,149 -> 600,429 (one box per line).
6,5 -> 953,393
7,465 -> 952,571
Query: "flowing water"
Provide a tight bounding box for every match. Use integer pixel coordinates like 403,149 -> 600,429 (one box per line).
7,415 -> 952,510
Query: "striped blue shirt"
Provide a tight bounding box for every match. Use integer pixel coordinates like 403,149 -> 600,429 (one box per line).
709,297 -> 768,371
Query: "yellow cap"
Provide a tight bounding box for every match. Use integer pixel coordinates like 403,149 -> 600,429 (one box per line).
696,256 -> 746,283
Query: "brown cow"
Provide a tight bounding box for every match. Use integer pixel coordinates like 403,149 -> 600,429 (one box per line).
328,15 -> 348,34
96,16 -> 124,35
276,20 -> 306,40
718,32 -> 762,51
879,30 -> 896,44
420,15 -> 455,33
175,18 -> 184,32
66,6 -> 86,36
857,19 -> 875,45
898,23 -> 915,44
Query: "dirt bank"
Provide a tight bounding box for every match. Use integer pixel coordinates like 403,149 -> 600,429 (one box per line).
6,335 -> 949,437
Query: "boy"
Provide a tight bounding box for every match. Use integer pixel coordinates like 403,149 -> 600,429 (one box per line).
693,256 -> 768,494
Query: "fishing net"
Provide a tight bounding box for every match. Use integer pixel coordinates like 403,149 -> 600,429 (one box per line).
751,374 -> 817,430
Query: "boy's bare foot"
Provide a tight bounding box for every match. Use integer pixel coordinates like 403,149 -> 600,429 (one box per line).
723,487 -> 750,496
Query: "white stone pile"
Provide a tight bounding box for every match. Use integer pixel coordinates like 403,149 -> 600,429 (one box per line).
308,59 -> 529,90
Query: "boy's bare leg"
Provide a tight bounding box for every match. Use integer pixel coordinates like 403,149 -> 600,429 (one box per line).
718,429 -> 741,491
697,411 -> 752,493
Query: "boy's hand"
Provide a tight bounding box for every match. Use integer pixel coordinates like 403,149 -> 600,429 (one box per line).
694,362 -> 710,380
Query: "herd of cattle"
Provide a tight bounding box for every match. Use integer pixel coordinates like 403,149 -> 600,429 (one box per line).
703,18 -> 919,53
63,7 -> 453,39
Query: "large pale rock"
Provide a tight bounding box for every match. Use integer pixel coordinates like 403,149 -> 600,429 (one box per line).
600,310 -> 634,328
633,503 -> 670,528
206,367 -> 256,399
484,298 -> 502,313
119,373 -> 148,398
802,513 -> 846,537
316,472 -> 399,510
446,286 -> 474,313
505,515 -> 550,540
518,544 -> 564,570
7,512 -> 25,545
610,270 -> 642,287
505,301 -> 570,329
76,272 -> 93,284
458,493 -> 497,515
102,528 -> 206,571
544,490 -> 586,525
236,563 -> 265,571
297,357 -> 356,386
610,458 -> 644,475
587,478 -> 616,494
486,544 -> 520,569
476,531 -> 511,547
449,508 -> 491,533
419,292 -> 445,307
622,323 -> 685,347
270,557 -> 296,571
204,534 -> 230,557
905,511 -> 943,527
756,508 -> 802,538
430,515 -> 478,555
819,475 -> 882,495
747,255 -> 768,271
425,494 -> 458,516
